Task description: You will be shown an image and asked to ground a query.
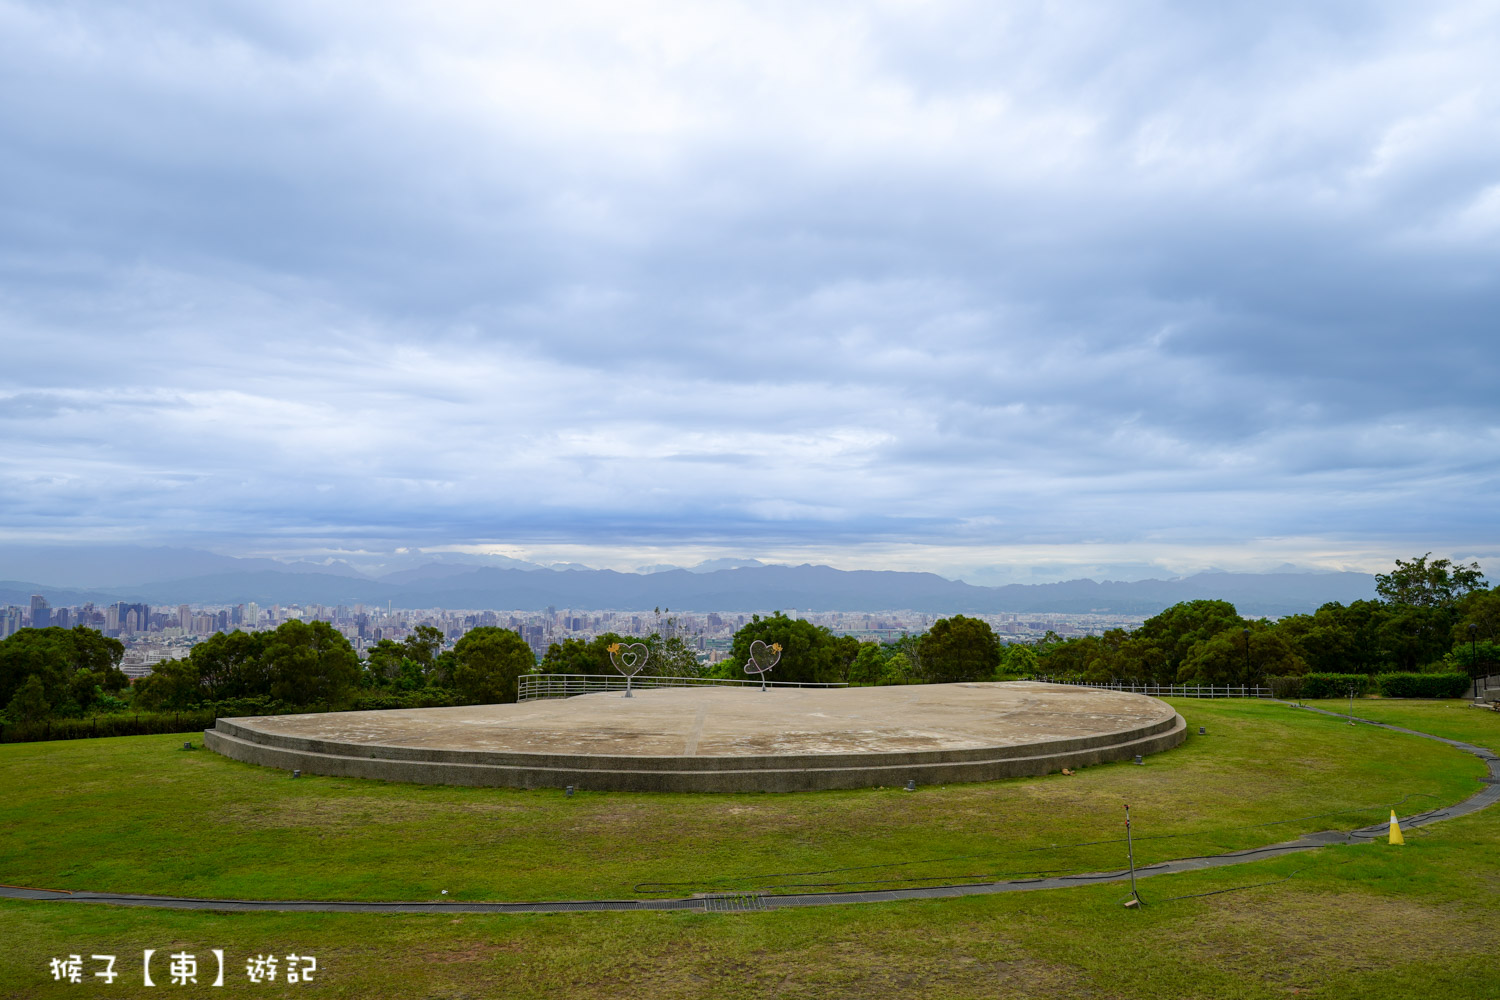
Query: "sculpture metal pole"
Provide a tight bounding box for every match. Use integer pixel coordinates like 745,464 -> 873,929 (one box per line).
608,642 -> 649,698
744,640 -> 782,692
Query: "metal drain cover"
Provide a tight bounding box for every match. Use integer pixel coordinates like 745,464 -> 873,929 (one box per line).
702,893 -> 769,912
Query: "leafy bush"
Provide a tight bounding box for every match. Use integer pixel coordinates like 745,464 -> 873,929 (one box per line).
1373,672 -> 1471,699
350,688 -> 461,711
0,709 -> 218,744
1300,673 -> 1374,699
1267,675 -> 1305,700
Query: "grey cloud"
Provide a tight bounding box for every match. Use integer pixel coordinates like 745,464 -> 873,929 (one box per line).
0,1 -> 1497,577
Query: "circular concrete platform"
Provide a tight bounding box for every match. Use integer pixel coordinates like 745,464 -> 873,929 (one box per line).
205,681 -> 1186,792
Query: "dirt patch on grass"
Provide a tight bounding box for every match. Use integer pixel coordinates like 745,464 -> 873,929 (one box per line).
1158,887 -> 1486,980
419,940 -> 524,964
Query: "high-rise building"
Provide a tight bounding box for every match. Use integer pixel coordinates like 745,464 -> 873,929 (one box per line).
246,602 -> 261,627
30,595 -> 51,629
110,602 -> 149,636
178,604 -> 191,631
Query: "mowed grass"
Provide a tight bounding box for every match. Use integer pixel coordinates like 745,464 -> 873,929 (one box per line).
4,808 -> 1499,999
3,699 -> 1499,998
0,699 -> 1492,905
1301,697 -> 1500,748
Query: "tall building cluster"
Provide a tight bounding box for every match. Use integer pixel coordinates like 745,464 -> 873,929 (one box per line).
1,592 -> 1146,673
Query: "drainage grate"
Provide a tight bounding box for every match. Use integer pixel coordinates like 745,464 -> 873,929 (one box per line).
702,893 -> 768,912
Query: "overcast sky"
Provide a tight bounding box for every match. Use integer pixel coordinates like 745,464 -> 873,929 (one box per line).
1,1 -> 1497,584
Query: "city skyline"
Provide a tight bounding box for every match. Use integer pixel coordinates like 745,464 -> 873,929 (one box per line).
0,591 -> 1140,678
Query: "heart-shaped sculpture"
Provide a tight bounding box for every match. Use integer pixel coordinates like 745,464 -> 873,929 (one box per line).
745,639 -> 782,675
608,642 -> 650,677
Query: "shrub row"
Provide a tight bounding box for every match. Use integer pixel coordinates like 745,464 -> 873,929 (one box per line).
1372,672 -> 1472,699
349,688 -> 462,711
1272,672 -> 1472,700
0,710 -> 219,744
1294,673 -> 1375,699
0,689 -> 472,743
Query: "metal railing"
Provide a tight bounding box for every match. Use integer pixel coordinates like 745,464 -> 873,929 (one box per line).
1036,677 -> 1272,699
517,673 -> 849,702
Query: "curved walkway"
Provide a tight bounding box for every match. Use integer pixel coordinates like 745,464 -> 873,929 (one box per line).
4,704 -> 1496,915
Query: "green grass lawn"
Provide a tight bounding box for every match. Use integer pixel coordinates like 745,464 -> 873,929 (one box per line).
3,698 -> 1498,997
0,699 -> 1489,903
5,814 -> 1498,999
1301,696 -> 1500,747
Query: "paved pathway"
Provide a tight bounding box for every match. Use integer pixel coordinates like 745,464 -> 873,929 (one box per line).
4,704 -> 1496,915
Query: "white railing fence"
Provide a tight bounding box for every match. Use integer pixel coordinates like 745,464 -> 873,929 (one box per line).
518,673 -> 849,702
1035,677 -> 1272,699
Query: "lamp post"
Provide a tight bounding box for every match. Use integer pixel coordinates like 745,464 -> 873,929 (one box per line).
1470,623 -> 1480,699
1242,628 -> 1251,689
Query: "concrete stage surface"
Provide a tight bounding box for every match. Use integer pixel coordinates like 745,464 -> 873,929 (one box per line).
205,681 -> 1186,792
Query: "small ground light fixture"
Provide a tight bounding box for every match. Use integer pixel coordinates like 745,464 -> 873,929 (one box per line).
182,741 -> 192,751
1134,755 -> 1144,765
1198,726 -> 1206,735
566,785 -> 575,797
905,779 -> 916,792
292,769 -> 301,779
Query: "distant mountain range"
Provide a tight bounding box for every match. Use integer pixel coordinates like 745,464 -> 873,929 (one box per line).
0,545 -> 1377,616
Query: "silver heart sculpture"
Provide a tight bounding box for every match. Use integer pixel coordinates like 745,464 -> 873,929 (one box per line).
745,639 -> 782,675
609,642 -> 650,677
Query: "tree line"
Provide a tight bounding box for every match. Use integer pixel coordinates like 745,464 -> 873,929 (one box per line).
4,552 -> 1494,731
1031,554 -> 1496,687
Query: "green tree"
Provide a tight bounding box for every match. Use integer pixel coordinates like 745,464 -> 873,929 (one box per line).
540,637 -> 592,674
1454,589 -> 1500,645
828,634 -> 862,683
5,673 -> 50,722
363,638 -> 408,686
889,633 -> 925,682
880,651 -> 915,685
1452,589 -> 1500,678
1276,601 -> 1385,675
403,625 -> 445,666
1177,623 -> 1306,686
999,643 -> 1038,677
727,613 -> 842,683
641,633 -> 705,677
1376,553 -> 1485,608
452,627 -> 534,704
1130,600 -> 1245,683
132,658 -> 201,711
0,626 -> 126,717
1446,640 -> 1500,680
187,629 -> 269,701
263,620 -> 362,708
1372,554 -> 1486,670
1036,632 -> 1108,678
848,641 -> 886,685
551,631 -> 706,678
917,615 -> 1001,683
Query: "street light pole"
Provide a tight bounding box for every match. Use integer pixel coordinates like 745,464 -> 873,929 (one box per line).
1242,628 -> 1251,688
1470,623 -> 1480,699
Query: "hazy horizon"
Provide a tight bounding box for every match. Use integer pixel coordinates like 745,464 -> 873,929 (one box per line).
0,540 -> 1399,592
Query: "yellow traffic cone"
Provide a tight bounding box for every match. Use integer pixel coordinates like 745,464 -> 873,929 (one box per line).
1388,810 -> 1404,845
